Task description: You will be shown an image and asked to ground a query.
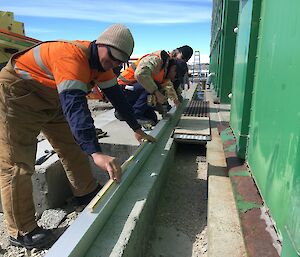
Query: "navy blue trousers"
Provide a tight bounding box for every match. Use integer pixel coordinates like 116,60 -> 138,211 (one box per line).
122,82 -> 157,123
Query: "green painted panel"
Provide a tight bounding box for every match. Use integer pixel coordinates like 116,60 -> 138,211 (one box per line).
209,0 -> 239,103
247,0 -> 300,255
230,0 -> 261,159
218,0 -> 239,104
281,230 -> 299,257
209,0 -> 223,92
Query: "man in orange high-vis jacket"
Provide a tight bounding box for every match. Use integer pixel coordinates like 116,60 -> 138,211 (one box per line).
0,24 -> 155,249
117,50 -> 171,124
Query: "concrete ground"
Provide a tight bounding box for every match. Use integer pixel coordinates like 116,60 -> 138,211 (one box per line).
0,86 -> 247,257
206,89 -> 247,257
145,143 -> 208,257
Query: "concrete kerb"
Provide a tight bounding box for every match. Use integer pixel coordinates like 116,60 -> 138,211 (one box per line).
218,124 -> 281,257
46,103 -> 186,257
206,89 -> 247,257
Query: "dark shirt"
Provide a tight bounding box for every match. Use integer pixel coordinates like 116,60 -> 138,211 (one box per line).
173,59 -> 188,90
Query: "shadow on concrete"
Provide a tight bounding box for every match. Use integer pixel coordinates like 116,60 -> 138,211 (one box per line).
226,156 -> 245,170
207,163 -> 228,177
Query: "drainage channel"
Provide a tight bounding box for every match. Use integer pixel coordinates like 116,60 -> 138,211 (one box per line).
46,100 -> 188,257
145,143 -> 208,257
173,87 -> 211,144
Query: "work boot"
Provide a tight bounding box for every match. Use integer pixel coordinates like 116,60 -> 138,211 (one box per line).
9,227 -> 55,249
95,128 -> 108,138
74,184 -> 103,206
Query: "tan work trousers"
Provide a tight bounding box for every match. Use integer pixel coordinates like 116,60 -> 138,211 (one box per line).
0,63 -> 97,237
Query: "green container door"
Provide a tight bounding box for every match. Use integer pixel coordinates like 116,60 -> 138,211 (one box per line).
210,0 -> 239,103
246,0 -> 300,256
210,0 -> 223,92
230,0 -> 261,159
218,0 -> 239,103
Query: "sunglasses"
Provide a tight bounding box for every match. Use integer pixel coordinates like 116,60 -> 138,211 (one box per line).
105,46 -> 123,63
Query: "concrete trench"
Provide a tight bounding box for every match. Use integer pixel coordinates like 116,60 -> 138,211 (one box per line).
46,104 -> 185,257
145,143 -> 208,257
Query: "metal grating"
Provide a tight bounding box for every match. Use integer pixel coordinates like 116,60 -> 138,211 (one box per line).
183,100 -> 209,117
173,134 -> 211,142
173,94 -> 211,144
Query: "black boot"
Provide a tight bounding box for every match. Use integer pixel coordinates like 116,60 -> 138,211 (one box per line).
9,227 -> 55,249
74,184 -> 103,206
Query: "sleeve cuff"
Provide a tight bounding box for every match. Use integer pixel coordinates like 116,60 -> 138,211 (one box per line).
80,141 -> 102,155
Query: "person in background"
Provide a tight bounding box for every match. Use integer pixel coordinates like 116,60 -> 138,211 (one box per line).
169,45 -> 193,100
117,50 -> 169,125
0,24 -> 155,249
206,72 -> 214,89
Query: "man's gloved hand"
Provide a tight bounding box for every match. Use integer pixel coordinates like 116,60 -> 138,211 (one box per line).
134,129 -> 156,143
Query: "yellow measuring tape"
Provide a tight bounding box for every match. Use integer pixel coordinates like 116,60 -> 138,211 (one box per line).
88,141 -> 147,212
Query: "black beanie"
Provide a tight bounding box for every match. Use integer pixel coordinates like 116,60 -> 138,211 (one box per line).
177,45 -> 193,61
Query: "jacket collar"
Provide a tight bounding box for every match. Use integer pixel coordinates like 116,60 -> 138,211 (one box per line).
89,41 -> 105,72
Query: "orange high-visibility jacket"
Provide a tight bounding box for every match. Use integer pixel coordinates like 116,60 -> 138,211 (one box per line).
118,53 -> 165,86
13,41 -> 117,93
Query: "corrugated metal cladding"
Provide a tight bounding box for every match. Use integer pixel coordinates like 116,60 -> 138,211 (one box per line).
247,1 -> 300,256
230,0 -> 261,159
212,0 -> 300,256
209,0 -> 239,104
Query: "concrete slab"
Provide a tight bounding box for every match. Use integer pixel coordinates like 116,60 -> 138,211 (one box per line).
206,89 -> 247,257
184,83 -> 198,100
98,119 -> 139,146
93,108 -> 116,128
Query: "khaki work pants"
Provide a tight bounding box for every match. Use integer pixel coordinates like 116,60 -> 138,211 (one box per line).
0,63 -> 97,237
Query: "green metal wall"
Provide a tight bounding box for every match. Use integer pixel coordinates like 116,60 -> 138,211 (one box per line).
210,0 -> 239,104
246,0 -> 300,256
209,0 -> 222,90
230,0 -> 261,159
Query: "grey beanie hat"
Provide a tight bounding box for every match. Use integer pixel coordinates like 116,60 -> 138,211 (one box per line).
96,24 -> 134,62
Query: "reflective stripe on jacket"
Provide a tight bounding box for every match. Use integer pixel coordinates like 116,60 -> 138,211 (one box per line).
13,40 -> 117,93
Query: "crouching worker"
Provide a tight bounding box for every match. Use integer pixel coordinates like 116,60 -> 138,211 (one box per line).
117,50 -> 179,126
0,24 -> 155,249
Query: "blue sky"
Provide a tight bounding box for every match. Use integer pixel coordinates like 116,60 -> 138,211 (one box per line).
2,0 -> 212,62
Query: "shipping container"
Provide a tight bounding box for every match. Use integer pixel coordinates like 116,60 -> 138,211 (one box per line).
209,0 -> 239,103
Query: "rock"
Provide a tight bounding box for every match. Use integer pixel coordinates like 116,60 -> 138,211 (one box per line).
37,209 -> 67,230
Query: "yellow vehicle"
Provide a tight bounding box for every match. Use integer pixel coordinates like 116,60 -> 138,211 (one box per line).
0,10 -> 40,69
